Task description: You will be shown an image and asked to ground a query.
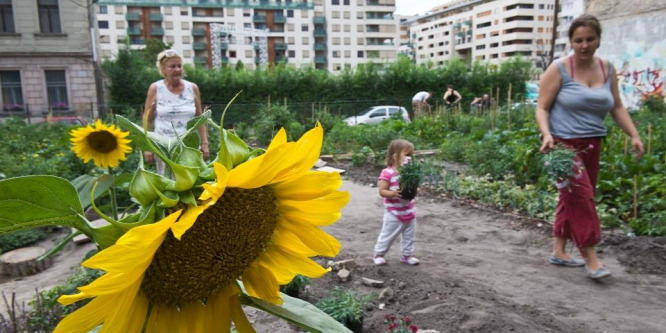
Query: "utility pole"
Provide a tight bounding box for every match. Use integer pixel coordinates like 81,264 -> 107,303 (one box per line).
549,0 -> 559,65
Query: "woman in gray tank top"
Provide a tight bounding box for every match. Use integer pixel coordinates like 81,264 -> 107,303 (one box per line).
535,15 -> 644,280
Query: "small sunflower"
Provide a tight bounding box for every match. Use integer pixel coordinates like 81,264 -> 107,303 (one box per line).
55,125 -> 349,332
70,119 -> 132,168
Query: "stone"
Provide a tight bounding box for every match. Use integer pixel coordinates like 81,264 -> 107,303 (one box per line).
378,287 -> 395,301
361,277 -> 385,288
337,268 -> 351,282
329,258 -> 356,271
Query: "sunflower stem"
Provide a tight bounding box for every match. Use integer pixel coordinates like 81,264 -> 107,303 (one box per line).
108,167 -> 119,220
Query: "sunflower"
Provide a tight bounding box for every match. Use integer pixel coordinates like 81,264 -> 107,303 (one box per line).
70,119 -> 132,168
55,125 -> 349,332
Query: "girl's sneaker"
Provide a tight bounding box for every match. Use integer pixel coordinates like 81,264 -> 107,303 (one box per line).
373,255 -> 387,265
400,256 -> 420,265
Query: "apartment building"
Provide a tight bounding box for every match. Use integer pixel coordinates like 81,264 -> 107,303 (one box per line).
553,0 -> 585,59
406,0 -> 556,68
95,0 -> 401,72
0,0 -> 100,118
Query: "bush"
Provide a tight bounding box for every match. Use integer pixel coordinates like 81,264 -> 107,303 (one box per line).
316,287 -> 372,330
0,229 -> 47,253
642,95 -> 666,114
253,104 -> 297,145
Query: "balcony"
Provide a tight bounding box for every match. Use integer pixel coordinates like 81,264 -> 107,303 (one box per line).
150,27 -> 164,36
220,56 -> 229,64
149,13 -> 163,21
274,43 -> 287,50
192,28 -> 206,36
253,15 -> 266,23
314,56 -> 327,64
313,29 -> 327,37
194,56 -> 208,64
125,12 -> 140,21
275,55 -> 288,63
127,27 -> 141,36
193,42 -> 207,50
314,43 -> 327,50
313,16 -> 326,24
220,42 -> 228,50
274,16 -> 287,23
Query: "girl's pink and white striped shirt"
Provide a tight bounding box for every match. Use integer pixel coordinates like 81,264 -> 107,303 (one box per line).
379,166 -> 416,222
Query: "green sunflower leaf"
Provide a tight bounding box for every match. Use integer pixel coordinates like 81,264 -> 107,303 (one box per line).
214,128 -> 252,170
241,293 -> 351,333
70,174 -> 115,209
115,115 -> 172,157
130,168 -> 174,207
181,109 -> 211,149
0,176 -> 85,235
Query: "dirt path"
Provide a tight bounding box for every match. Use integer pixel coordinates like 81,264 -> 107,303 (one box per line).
306,179 -> 666,333
2,179 -> 665,333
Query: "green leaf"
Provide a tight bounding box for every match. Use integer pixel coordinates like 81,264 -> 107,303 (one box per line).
130,168 -> 175,207
241,293 -> 351,333
0,176 -> 85,235
70,174 -> 115,209
214,128 -> 252,170
181,109 -> 211,149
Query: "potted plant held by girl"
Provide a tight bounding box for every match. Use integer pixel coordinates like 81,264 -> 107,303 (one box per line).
399,156 -> 423,201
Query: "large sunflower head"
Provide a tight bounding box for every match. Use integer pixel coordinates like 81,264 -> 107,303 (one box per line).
70,119 -> 132,168
55,124 -> 350,332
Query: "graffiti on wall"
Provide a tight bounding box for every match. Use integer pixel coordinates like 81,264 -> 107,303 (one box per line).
613,41 -> 666,110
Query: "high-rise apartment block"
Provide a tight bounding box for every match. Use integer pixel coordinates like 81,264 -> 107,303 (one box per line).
95,0 -> 401,72
405,0 -> 556,68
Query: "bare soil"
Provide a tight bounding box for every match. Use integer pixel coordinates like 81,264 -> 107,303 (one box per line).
2,163 -> 666,333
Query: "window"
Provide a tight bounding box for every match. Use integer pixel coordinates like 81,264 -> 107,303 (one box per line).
301,24 -> 308,32
332,51 -> 339,58
99,5 -> 108,14
332,0 -> 339,4
38,0 -> 61,33
288,50 -> 295,57
98,21 -> 109,29
1,71 -> 23,110
357,50 -> 363,58
0,0 -> 16,33
369,109 -> 385,118
287,10 -> 293,17
344,0 -> 350,4
45,70 -> 68,110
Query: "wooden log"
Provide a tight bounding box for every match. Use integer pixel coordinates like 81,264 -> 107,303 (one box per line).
0,247 -> 53,277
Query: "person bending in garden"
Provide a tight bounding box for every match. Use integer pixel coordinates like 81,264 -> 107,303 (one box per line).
411,91 -> 432,119
373,139 -> 420,266
535,14 -> 643,280
142,49 -> 209,175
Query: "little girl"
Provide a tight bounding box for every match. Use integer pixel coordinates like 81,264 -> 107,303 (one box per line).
373,139 -> 420,265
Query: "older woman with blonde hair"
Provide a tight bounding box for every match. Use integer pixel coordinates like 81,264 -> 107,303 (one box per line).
142,49 -> 209,175
536,15 -> 643,280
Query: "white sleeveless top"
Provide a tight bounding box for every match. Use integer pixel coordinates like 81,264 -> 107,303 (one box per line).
154,79 -> 196,138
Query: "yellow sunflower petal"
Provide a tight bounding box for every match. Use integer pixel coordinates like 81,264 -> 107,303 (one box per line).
226,125 -> 323,188
268,125 -> 323,184
170,205 -> 205,240
121,294 -> 150,333
53,294 -> 118,333
276,219 -> 341,258
279,191 -> 350,214
179,300 -> 207,333
97,282 -> 142,333
69,119 -> 132,169
208,285 -> 235,332
243,263 -> 282,305
266,128 -> 287,151
146,305 -> 180,333
230,292 -> 256,333
58,291 -> 92,306
272,171 -> 342,200
200,163 -> 228,201
260,246 -> 330,282
271,227 -> 318,257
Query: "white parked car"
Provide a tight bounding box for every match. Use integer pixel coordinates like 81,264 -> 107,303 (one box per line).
343,105 -> 411,126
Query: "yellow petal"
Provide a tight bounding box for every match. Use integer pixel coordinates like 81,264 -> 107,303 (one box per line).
271,227 -> 318,257
230,292 -> 256,333
200,163 -> 228,201
208,285 -> 234,333
58,291 -> 92,306
268,126 -> 323,184
53,294 -> 118,333
276,219 -> 341,258
98,282 -> 142,333
272,171 -> 342,200
179,301 -> 207,333
171,205 -> 205,240
279,191 -> 350,214
226,143 -> 294,189
243,263 -> 282,305
267,128 -> 287,151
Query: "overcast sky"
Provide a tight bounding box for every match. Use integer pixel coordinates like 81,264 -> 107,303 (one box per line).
395,0 -> 451,16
